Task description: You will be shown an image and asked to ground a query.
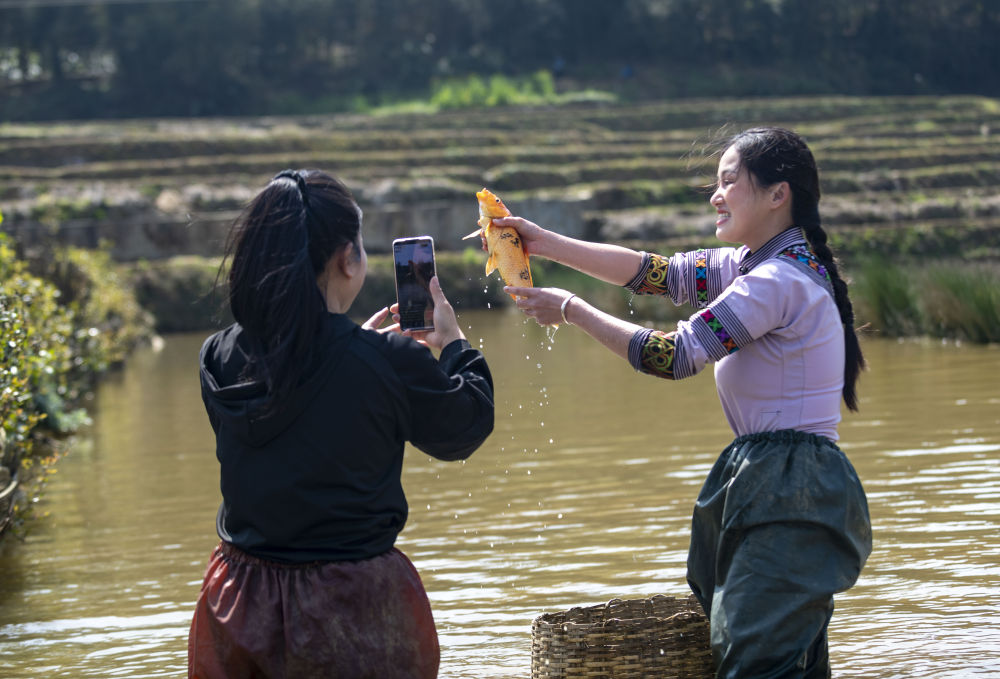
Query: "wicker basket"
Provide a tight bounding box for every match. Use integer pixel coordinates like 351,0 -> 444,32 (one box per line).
531,594 -> 714,679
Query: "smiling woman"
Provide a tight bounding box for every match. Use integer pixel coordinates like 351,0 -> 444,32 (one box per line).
483,126 -> 872,678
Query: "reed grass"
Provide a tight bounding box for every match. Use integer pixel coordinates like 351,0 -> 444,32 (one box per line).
921,264 -> 1000,343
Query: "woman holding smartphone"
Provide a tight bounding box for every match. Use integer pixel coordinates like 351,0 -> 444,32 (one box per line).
189,169 -> 495,678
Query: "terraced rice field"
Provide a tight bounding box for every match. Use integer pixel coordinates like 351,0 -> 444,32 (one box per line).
1,95 -> 999,262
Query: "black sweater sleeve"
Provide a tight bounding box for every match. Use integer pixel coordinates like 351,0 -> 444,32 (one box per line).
392,338 -> 495,461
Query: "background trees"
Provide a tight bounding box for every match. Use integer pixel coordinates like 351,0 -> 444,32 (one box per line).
0,0 -> 997,120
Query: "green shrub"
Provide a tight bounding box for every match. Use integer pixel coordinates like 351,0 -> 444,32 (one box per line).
0,237 -> 83,439
430,70 -> 563,110
0,233 -> 153,535
130,256 -> 231,333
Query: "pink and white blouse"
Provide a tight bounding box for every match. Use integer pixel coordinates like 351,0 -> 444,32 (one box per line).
625,227 -> 845,440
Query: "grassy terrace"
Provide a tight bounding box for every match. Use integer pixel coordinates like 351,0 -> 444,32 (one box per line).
1,95 -> 999,340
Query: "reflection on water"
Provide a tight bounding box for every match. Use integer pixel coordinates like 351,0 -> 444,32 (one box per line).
0,309 -> 998,677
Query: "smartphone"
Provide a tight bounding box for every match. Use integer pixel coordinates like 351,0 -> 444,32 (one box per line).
392,236 -> 436,331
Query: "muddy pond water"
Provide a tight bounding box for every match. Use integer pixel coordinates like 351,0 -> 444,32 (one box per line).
1,309 -> 998,678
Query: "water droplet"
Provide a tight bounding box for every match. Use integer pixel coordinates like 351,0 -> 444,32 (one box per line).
548,438 -> 553,444
558,513 -> 563,519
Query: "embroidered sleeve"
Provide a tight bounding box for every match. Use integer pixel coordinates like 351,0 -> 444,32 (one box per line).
627,264 -> 804,380
628,328 -> 681,380
624,248 -> 742,308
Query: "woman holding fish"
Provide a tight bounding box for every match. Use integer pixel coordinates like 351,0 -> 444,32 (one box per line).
189,169 -> 495,678
491,128 -> 872,678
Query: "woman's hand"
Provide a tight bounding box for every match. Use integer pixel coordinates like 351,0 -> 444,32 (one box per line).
362,306 -> 400,334
403,276 -> 466,350
484,216 -> 551,259
504,286 -> 576,326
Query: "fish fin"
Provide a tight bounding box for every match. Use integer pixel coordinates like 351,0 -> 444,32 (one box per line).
485,251 -> 497,276
462,228 -> 483,240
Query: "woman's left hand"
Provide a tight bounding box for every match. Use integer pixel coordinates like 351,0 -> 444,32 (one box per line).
362,306 -> 401,334
504,286 -> 575,326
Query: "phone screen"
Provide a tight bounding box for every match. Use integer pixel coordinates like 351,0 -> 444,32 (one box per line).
392,236 -> 436,331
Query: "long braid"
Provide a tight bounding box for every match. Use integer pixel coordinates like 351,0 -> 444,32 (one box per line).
795,197 -> 866,411
729,127 -> 866,412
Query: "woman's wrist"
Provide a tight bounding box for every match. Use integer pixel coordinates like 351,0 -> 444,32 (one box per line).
560,294 -> 577,325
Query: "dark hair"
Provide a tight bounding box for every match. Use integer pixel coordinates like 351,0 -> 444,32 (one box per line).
222,169 -> 362,414
725,127 -> 865,411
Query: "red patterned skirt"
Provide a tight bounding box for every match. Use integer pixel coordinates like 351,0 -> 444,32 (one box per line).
188,542 -> 439,679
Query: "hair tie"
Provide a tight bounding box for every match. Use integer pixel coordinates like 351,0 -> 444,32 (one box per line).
273,169 -> 310,204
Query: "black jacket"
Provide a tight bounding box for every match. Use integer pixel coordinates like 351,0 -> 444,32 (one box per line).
199,312 -> 494,563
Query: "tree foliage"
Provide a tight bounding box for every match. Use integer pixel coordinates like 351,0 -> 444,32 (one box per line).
0,0 -> 997,120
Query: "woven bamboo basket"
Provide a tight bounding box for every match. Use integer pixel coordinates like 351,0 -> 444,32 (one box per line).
531,593 -> 714,679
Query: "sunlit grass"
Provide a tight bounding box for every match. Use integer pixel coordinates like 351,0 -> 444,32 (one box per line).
852,258 -> 1000,343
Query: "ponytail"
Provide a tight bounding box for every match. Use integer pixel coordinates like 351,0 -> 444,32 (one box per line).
222,169 -> 362,416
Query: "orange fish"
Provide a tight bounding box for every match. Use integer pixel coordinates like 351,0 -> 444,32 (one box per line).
463,188 -> 532,299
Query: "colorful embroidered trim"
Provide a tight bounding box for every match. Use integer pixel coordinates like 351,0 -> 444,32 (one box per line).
694,250 -> 709,305
633,253 -> 670,295
639,330 -> 677,380
697,308 -> 739,355
777,245 -> 830,283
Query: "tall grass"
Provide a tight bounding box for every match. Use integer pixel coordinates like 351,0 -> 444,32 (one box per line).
921,265 -> 1000,343
851,258 -> 1000,343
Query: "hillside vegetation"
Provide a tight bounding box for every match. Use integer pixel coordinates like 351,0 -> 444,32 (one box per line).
1,95 -> 999,340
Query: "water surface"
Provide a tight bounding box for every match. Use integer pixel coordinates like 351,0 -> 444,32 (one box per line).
1,309 -> 998,677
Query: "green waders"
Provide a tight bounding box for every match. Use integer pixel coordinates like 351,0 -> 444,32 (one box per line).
687,430 -> 872,678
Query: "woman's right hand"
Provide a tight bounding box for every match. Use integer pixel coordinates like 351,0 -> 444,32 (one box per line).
404,276 -> 466,351
487,216 -> 551,259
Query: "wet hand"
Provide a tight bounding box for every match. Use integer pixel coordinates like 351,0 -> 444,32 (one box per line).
504,286 -> 575,326
488,216 -> 546,257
